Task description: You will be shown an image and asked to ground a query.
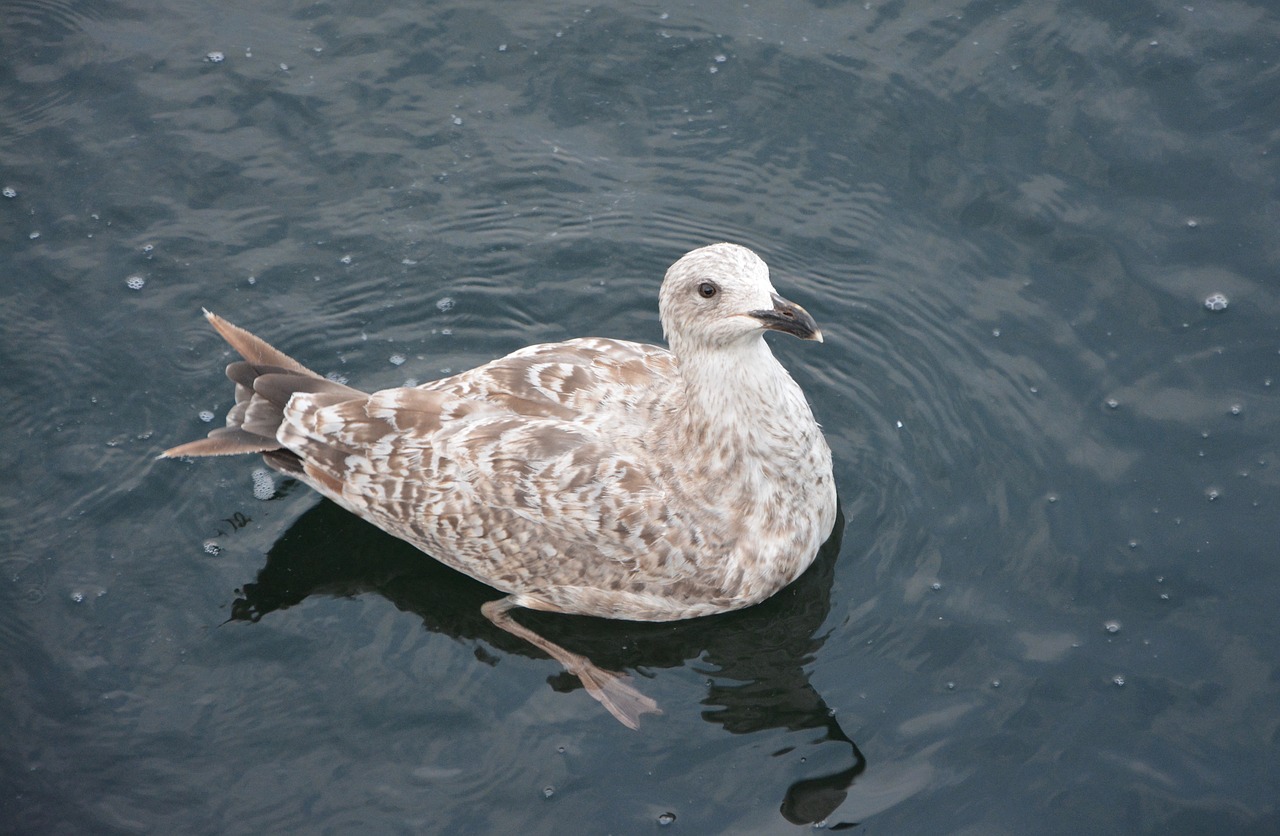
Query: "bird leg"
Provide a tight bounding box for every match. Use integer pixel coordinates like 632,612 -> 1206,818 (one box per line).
481,597 -> 661,729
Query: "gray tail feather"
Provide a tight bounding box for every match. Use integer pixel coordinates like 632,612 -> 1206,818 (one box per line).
160,310 -> 365,461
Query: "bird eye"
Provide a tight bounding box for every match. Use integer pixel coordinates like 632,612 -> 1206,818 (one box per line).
697,282 -> 718,299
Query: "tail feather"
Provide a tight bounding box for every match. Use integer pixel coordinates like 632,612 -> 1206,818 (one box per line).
163,429 -> 282,458
202,309 -> 320,377
160,311 -> 367,460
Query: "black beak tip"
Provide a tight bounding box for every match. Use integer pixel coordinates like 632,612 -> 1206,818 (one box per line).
750,294 -> 823,342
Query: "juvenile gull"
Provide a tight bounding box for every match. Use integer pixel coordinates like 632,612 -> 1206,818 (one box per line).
163,243 -> 837,728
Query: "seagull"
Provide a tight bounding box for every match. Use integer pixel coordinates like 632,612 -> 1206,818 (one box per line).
163,243 -> 837,728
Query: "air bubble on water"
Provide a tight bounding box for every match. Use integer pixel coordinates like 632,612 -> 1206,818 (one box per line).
279,63 -> 289,71
657,812 -> 677,826
29,231 -> 40,239
247,276 -> 256,285
1205,487 -> 1220,501
71,590 -> 85,603
1203,292 -> 1228,311
2,186 -> 16,198
1105,398 -> 1119,409
206,51 -> 225,63
251,468 -> 275,500
436,296 -> 455,312
992,328 -> 1001,337
541,786 -> 555,799
1228,403 -> 1242,416
946,681 -> 956,690
325,372 -> 350,384
126,276 -> 145,290
1046,493 -> 1058,503
714,54 -> 727,62
389,354 -> 406,366
1128,539 -> 1139,549
1104,620 -> 1121,634
1185,218 -> 1198,228
142,243 -> 154,254
198,409 -> 215,423
931,581 -> 942,591
990,679 -> 1001,688
339,254 -> 352,264
441,328 -> 453,336
451,115 -> 463,125
1112,675 -> 1126,687
203,541 -> 221,556
498,43 -> 508,52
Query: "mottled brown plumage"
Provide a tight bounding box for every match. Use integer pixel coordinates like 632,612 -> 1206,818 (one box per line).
163,243 -> 836,728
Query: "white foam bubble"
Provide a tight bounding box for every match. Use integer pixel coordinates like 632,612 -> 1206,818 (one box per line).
251,468 -> 275,500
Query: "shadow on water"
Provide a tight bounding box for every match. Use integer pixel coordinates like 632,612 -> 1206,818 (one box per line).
229,492 -> 864,827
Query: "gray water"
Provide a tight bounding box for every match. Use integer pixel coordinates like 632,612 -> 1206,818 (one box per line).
3,1 -> 1278,833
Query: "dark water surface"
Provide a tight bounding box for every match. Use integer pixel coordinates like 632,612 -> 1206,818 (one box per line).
3,1 -> 1278,832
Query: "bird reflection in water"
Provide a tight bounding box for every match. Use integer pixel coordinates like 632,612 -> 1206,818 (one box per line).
228,500 -> 863,827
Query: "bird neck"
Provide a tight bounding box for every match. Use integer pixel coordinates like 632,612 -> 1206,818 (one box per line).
666,334 -> 833,603
672,335 -> 815,461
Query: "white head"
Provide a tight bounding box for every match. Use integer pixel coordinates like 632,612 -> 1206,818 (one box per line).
659,243 -> 822,354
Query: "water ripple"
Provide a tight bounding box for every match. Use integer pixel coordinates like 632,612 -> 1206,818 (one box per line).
0,0 -> 107,144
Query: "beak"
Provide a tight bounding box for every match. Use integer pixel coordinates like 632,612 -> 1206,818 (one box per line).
748,292 -> 823,343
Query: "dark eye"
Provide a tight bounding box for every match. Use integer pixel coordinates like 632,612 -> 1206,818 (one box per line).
697,281 -> 718,299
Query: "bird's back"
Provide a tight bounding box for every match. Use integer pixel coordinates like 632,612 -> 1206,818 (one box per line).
270,336 -> 738,616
